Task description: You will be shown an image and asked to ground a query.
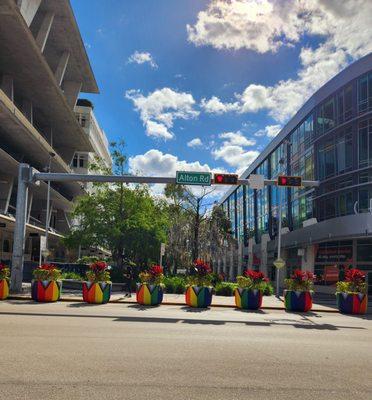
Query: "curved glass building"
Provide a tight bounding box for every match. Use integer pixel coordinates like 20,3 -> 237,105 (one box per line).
218,53 -> 372,294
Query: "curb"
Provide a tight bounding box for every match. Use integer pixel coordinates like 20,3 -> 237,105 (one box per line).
6,295 -> 341,313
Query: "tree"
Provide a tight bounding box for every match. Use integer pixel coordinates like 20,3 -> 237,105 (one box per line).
63,141 -> 169,268
164,183 -> 216,268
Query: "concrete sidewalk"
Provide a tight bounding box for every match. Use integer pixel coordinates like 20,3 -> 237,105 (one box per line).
6,283 -> 352,313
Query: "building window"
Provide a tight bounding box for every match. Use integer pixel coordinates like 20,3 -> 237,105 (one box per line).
336,127 -> 353,174
358,73 -> 372,114
72,155 -> 78,168
358,119 -> 372,168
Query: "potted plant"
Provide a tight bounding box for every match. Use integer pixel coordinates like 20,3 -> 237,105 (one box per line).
136,265 -> 164,306
336,268 -> 368,314
0,263 -> 10,300
284,269 -> 315,312
31,264 -> 62,302
82,261 -> 112,304
185,259 -> 213,308
235,269 -> 268,310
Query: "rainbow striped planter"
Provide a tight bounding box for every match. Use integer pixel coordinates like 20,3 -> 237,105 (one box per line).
336,292 -> 368,314
185,286 -> 213,308
0,279 -> 9,300
31,280 -> 61,302
284,290 -> 313,312
136,283 -> 163,306
234,288 -> 263,310
82,281 -> 111,304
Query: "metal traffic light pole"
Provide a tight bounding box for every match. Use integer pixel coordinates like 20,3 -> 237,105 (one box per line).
9,165 -> 319,293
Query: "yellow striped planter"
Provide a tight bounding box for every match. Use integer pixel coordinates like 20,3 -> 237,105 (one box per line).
31,280 -> 62,302
185,286 -> 213,308
136,283 -> 163,306
82,281 -> 112,304
0,279 -> 9,300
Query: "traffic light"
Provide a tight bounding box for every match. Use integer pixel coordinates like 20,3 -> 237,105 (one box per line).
213,173 -> 238,185
277,175 -> 302,187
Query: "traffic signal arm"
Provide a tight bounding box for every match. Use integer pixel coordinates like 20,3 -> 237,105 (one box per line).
277,175 -> 302,187
213,173 -> 239,185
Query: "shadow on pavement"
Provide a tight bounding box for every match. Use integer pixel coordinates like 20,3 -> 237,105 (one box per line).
127,304 -> 162,311
0,310 -> 366,330
180,306 -> 210,313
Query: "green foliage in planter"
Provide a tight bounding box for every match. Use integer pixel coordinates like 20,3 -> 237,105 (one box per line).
33,264 -> 62,281
61,272 -> 83,280
336,269 -> 367,294
163,276 -> 186,294
86,261 -> 111,283
214,282 -> 237,296
0,263 -> 10,280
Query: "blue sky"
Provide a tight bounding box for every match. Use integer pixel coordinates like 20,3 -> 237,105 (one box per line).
71,0 -> 371,186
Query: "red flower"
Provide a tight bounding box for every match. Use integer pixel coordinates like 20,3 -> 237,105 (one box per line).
193,259 -> 211,275
38,264 -> 57,271
149,265 -> 163,276
243,269 -> 267,282
0,263 -> 8,270
290,269 -> 315,282
345,268 -> 365,283
90,261 -> 107,273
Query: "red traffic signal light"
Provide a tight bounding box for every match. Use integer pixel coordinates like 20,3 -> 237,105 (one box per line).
213,173 -> 238,185
277,175 -> 302,187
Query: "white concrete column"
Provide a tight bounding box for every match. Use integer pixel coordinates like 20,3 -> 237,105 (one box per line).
0,176 -> 14,214
27,192 -> 33,223
248,238 -> 253,269
301,245 -> 315,273
17,0 -> 42,27
35,12 -> 55,52
229,245 -> 234,281
63,81 -> 82,109
260,234 -> 270,277
54,51 -> 70,86
237,241 -> 243,276
0,74 -> 14,102
21,99 -> 33,124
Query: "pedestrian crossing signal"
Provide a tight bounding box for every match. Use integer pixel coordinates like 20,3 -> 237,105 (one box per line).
277,175 -> 302,187
214,173 -> 238,185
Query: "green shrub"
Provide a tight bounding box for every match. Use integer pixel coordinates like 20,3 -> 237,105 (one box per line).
163,276 -> 186,294
61,271 -> 83,280
263,281 -> 274,296
214,282 -> 237,296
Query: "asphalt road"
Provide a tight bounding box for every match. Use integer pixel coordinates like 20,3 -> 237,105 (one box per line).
0,300 -> 371,400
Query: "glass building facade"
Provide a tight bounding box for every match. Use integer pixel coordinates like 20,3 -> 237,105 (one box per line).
219,54 -> 372,293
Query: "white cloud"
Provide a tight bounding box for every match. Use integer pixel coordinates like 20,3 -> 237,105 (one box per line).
212,130 -> 258,172
254,124 -> 281,138
212,145 -> 259,169
188,0 -> 372,123
127,51 -> 158,68
219,131 -> 256,146
201,96 -> 240,114
187,0 -> 305,53
145,120 -> 173,140
128,149 -> 226,197
187,138 -> 203,147
125,88 -> 199,140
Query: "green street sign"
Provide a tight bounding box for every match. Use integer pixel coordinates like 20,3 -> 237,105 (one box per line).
176,171 -> 211,186
273,258 -> 286,269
